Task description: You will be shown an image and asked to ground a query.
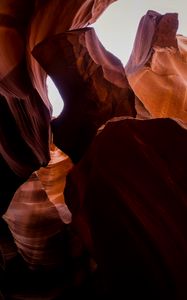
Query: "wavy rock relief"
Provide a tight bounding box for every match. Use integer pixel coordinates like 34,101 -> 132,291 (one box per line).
0,1 -> 187,299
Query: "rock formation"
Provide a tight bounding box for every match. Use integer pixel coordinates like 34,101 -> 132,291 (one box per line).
0,0 -> 117,214
4,146 -> 72,270
32,27 -> 136,162
0,1 -> 187,299
65,117 -> 187,299
126,10 -> 187,122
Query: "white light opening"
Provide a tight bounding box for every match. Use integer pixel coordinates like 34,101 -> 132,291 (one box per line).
47,1 -> 187,116
93,0 -> 187,66
46,76 -> 64,118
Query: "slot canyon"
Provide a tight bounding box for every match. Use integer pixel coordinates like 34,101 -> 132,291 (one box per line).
0,1 -> 187,299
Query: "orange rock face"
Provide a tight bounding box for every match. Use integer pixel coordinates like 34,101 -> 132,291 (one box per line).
4,172 -> 66,270
0,0 -> 118,213
1,2 -> 187,299
33,27 -> 136,162
126,10 -> 187,122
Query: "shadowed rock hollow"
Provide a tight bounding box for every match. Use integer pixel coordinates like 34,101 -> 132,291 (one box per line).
0,1 -> 187,299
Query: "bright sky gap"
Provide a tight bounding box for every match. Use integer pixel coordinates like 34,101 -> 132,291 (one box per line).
47,0 -> 187,117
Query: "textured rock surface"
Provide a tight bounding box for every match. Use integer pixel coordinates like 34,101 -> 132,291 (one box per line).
126,10 -> 187,122
27,0 -> 117,113
1,2 -> 187,299
65,117 -> 187,299
33,27 -> 136,162
36,144 -> 73,224
4,172 -> 66,270
3,146 -> 72,268
0,0 -> 116,214
0,1 -> 50,179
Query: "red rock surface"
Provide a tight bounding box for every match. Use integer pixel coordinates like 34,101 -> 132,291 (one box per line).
0,0 -> 116,215
65,117 -> 187,298
33,27 -> 136,162
0,2 -> 187,299
4,172 -> 66,270
0,0 -> 134,231
126,10 -> 187,122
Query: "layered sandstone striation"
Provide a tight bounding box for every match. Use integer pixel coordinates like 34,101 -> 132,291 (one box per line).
1,2 -> 187,299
